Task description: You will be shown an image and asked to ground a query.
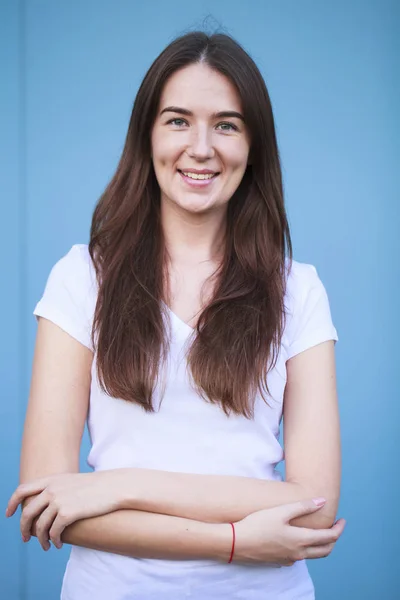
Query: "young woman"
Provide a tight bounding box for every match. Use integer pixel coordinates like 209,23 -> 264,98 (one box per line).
6,32 -> 345,599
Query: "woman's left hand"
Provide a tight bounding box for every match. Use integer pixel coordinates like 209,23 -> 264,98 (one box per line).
5,469 -> 132,551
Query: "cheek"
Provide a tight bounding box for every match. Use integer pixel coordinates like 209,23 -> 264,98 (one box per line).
221,140 -> 250,171
152,133 -> 185,167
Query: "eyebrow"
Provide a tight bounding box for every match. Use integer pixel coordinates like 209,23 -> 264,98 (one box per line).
159,106 -> 245,122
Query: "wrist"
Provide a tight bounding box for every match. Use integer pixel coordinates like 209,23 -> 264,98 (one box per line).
229,519 -> 251,563
202,522 -> 232,562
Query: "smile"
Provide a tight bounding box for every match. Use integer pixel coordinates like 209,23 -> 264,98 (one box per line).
178,169 -> 219,188
180,172 -> 216,180
177,169 -> 220,187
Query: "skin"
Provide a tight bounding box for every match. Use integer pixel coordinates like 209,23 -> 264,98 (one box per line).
152,63 -> 252,324
151,62 -> 250,217
5,63 -> 345,566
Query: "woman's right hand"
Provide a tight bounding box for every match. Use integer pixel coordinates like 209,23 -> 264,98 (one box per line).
233,499 -> 346,566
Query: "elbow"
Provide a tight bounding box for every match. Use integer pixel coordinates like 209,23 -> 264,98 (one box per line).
290,508 -> 336,530
306,502 -> 337,529
291,496 -> 339,530
312,487 -> 340,529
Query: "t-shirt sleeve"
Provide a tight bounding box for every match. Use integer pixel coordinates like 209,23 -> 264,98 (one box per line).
33,244 -> 94,350
286,263 -> 339,360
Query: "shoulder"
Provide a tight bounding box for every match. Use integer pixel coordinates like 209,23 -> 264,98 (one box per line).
51,243 -> 97,290
34,244 -> 97,350
283,257 -> 338,358
284,257 -> 321,311
37,242 -> 98,314
57,243 -> 93,271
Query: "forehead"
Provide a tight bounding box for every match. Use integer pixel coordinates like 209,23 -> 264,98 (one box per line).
159,63 -> 243,113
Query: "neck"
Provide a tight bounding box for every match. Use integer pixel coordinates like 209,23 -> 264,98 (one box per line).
160,198 -> 227,266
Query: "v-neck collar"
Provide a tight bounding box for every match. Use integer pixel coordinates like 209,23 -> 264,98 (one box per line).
162,301 -> 195,334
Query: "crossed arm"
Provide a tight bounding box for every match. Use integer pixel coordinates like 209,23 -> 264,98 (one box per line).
16,318 -> 340,559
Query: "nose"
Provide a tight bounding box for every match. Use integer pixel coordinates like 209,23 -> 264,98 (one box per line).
186,126 -> 215,161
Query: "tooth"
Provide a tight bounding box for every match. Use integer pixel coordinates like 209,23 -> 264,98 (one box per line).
182,172 -> 214,180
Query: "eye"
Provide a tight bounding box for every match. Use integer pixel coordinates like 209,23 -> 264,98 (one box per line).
216,122 -> 239,132
166,118 -> 188,127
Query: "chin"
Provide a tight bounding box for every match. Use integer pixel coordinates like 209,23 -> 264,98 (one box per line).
172,195 -> 217,213
180,200 -> 218,214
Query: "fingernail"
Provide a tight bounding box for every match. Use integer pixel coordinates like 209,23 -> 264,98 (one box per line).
22,535 -> 28,543
5,508 -> 9,517
312,497 -> 326,506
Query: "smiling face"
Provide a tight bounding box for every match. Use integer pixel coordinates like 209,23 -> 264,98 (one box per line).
151,63 -> 251,216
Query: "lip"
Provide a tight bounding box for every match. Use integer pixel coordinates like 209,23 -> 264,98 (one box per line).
178,168 -> 219,174
178,170 -> 219,188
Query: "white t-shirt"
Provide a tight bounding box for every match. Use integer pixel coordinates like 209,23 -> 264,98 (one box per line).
33,244 -> 339,600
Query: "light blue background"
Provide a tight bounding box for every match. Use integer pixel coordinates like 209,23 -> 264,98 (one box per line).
1,0 -> 399,598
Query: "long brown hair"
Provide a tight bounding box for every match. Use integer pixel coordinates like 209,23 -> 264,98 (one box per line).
89,32 -> 292,418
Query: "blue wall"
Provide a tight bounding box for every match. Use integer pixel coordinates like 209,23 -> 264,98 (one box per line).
2,0 -> 399,597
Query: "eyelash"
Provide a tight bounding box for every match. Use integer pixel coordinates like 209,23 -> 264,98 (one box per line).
166,118 -> 238,132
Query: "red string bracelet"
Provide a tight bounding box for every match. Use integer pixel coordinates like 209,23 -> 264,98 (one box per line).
228,522 -> 235,563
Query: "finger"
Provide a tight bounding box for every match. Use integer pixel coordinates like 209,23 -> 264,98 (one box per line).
20,495 -> 49,541
35,506 -> 58,551
282,498 -> 327,522
6,480 -> 47,517
307,518 -> 346,546
49,513 -> 72,549
292,519 -> 346,549
304,542 -> 335,559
